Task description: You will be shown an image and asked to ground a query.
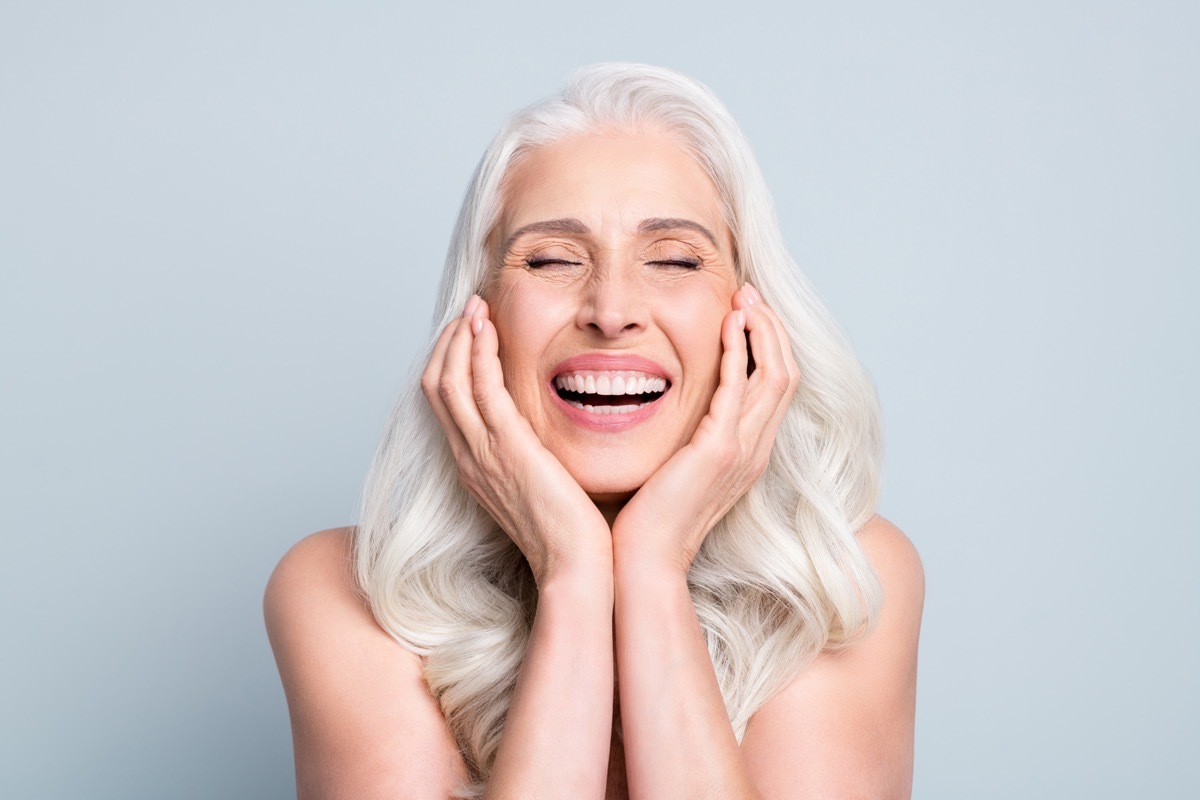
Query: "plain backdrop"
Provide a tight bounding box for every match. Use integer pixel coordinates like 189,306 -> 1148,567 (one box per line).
2,1 -> 1196,798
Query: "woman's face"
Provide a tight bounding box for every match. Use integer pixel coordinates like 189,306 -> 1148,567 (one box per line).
487,129 -> 738,511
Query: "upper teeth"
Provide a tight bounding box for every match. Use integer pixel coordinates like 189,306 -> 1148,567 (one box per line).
554,372 -> 668,396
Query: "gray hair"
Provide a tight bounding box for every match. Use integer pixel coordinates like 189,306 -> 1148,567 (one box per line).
356,63 -> 883,795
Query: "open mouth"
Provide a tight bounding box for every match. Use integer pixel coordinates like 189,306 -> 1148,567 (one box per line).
553,371 -> 670,415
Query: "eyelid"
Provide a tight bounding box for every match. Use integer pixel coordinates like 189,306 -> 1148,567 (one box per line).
525,256 -> 583,268
647,258 -> 701,269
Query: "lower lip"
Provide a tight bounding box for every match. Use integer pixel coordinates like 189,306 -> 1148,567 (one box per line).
548,383 -> 667,431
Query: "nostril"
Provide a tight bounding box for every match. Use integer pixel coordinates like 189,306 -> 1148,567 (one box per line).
576,289 -> 648,336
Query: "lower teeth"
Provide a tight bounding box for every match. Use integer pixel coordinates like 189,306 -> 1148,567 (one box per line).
567,400 -> 646,415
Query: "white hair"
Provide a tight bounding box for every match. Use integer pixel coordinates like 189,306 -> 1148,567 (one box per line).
355,62 -> 883,795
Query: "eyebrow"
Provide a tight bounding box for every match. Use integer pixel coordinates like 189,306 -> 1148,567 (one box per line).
501,216 -> 720,255
501,218 -> 590,256
637,217 -> 720,248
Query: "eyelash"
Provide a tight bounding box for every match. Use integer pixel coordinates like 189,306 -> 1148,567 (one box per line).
649,259 -> 701,270
524,258 -> 701,270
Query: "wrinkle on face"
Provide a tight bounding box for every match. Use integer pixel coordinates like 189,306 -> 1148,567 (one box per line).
481,129 -> 740,499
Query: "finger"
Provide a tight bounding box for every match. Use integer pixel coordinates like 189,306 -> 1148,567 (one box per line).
423,295 -> 481,392
740,305 -> 802,473
421,319 -> 472,457
438,315 -> 487,440
740,299 -> 794,433
421,318 -> 458,402
704,307 -> 750,436
748,294 -> 800,389
746,298 -> 801,442
470,299 -> 524,429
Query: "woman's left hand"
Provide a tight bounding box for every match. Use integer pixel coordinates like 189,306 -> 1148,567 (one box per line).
611,283 -> 799,575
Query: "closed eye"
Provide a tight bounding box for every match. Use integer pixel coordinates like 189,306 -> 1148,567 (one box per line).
526,258 -> 582,269
648,259 -> 701,269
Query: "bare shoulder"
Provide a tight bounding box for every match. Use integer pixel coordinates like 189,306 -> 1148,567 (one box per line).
264,527 -> 359,628
263,527 -> 378,672
856,514 -> 925,620
264,528 -> 467,799
741,515 -> 923,800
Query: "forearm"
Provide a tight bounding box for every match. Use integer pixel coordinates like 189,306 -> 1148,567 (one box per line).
484,564 -> 615,800
614,560 -> 762,800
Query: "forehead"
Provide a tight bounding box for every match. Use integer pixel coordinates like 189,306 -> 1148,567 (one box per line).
497,130 -> 729,246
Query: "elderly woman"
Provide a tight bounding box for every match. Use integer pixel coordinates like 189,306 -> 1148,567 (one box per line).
265,63 -> 924,799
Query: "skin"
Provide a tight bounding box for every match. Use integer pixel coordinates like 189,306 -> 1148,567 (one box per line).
485,129 -> 739,518
264,130 -> 925,800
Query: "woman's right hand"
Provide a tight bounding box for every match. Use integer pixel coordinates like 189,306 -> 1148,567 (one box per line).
422,295 -> 612,585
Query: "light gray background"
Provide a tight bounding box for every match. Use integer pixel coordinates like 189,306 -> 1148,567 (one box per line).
2,1 -> 1196,798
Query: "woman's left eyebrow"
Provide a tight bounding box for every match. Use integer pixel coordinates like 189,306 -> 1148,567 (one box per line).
638,218 -> 720,248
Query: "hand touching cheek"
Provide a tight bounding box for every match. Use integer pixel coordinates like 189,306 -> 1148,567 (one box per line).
611,284 -> 800,575
422,296 -> 612,584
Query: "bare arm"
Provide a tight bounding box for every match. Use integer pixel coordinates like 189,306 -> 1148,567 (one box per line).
268,298 -> 618,798
742,517 -> 924,800
611,286 -> 922,798
264,526 -> 617,800
612,518 -> 923,800
264,527 -> 468,799
485,565 -> 614,799
429,298 -> 617,798
610,284 -> 790,798
614,560 -> 760,799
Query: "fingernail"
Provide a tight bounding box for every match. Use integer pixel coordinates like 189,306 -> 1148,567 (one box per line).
736,309 -> 745,328
463,295 -> 480,317
472,316 -> 484,335
743,283 -> 761,304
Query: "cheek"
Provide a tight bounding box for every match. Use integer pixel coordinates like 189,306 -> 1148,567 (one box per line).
651,290 -> 730,372
488,283 -> 569,397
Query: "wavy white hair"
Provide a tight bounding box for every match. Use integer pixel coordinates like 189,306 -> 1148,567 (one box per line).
355,62 -> 883,794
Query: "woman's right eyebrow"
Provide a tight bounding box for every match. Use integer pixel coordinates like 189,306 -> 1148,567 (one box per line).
501,218 -> 590,255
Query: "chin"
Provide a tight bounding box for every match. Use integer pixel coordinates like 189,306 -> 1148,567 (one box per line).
574,472 -> 643,502
566,456 -> 656,507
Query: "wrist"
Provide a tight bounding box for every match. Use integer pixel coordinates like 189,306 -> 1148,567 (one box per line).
612,548 -> 692,589
611,507 -> 716,580
611,523 -> 696,580
534,545 -> 614,596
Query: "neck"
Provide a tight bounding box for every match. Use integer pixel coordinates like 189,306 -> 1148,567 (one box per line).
589,492 -> 632,529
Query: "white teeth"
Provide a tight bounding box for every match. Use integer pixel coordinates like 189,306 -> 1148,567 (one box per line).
553,372 -> 668,396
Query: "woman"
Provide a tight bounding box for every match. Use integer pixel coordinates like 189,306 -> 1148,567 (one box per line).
265,63 -> 924,799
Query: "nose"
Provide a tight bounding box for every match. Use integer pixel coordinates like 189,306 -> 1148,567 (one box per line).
575,267 -> 647,338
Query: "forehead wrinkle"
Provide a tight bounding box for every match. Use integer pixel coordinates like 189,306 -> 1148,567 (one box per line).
637,217 -> 721,249
501,218 -> 591,256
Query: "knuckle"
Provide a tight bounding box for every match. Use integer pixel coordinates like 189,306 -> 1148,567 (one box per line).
437,376 -> 459,403
472,381 -> 490,410
712,439 -> 738,470
420,374 -> 437,401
